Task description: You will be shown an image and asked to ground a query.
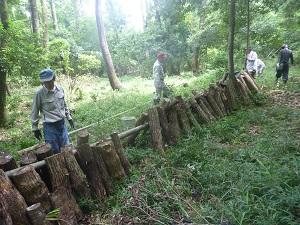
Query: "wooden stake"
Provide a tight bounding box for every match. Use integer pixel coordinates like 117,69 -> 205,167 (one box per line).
148,107 -> 164,152
0,170 -> 30,225
111,132 -> 130,175
0,151 -> 17,171
10,166 -> 52,212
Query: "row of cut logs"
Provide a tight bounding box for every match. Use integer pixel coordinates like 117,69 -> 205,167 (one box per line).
1,130 -> 131,225
1,71 -> 259,225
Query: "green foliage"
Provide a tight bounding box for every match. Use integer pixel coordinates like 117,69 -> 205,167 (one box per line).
75,53 -> 102,76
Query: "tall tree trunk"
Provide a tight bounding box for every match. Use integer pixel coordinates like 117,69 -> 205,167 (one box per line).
49,0 -> 58,30
73,0 -> 80,30
192,46 -> 200,74
246,0 -> 250,49
40,0 -> 48,48
0,0 -> 9,127
228,0 -> 236,77
29,0 -> 39,34
95,0 -> 122,90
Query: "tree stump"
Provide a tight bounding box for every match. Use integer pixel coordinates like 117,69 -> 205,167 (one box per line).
190,97 -> 210,123
91,146 -> 113,195
10,166 -> 52,212
0,169 -> 30,225
167,105 -> 181,140
26,203 -> 51,225
148,107 -> 164,152
0,151 -> 17,172
50,187 -> 82,225
0,191 -> 13,225
20,151 -> 38,166
77,129 -> 89,146
127,112 -> 148,146
45,153 -> 70,191
99,142 -> 126,179
157,106 -> 177,145
175,100 -> 192,135
111,133 -> 130,175
62,146 -> 91,198
35,144 -> 53,161
76,143 -> 107,198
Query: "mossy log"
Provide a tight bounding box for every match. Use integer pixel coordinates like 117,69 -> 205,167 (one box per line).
0,170 -> 30,225
91,146 -> 113,195
26,203 -> 51,225
76,143 -> 107,198
209,85 -> 227,116
127,112 -> 148,146
203,91 -> 224,118
166,105 -> 181,141
50,187 -> 82,225
195,96 -> 216,121
216,84 -> 233,114
0,152 -> 17,172
148,107 -> 164,152
174,98 -> 192,135
20,151 -> 37,166
241,72 -> 259,93
198,95 -> 219,119
157,106 -> 177,145
99,142 -> 126,179
0,191 -> 13,225
62,146 -> 91,198
111,132 -> 130,176
10,166 -> 52,212
35,144 -> 53,161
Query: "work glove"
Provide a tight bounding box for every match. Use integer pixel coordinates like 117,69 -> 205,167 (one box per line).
33,130 -> 42,141
68,119 -> 75,129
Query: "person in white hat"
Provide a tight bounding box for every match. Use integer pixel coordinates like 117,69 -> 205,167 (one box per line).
31,69 -> 74,153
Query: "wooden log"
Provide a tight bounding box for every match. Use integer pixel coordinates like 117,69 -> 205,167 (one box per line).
76,143 -> 107,198
111,132 -> 130,176
183,101 -> 201,130
10,166 -> 52,212
50,187 -> 82,225
237,76 -> 251,94
62,146 -> 91,198
0,169 -> 30,225
195,96 -> 216,121
236,79 -> 251,106
148,107 -> 164,152
189,97 -> 210,123
127,112 -> 148,146
167,105 -> 181,140
157,106 -> 177,145
0,191 -> 13,225
175,96 -> 198,130
203,91 -> 225,118
91,146 -> 113,195
35,144 -> 53,161
45,153 -> 70,191
175,103 -> 192,135
99,142 -> 126,179
216,84 -> 232,114
198,95 -> 219,119
26,203 -> 51,225
226,78 -> 241,110
0,151 -> 17,171
18,143 -> 43,155
20,151 -> 38,166
209,85 -> 227,116
77,129 -> 89,146
241,73 -> 259,93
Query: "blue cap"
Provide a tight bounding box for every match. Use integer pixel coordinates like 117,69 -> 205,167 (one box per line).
39,69 -> 54,82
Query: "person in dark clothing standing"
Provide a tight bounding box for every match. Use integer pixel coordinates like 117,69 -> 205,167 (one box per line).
276,44 -> 294,84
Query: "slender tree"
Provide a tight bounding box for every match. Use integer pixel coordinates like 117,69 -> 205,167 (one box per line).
29,0 -> 39,33
228,0 -> 236,77
40,0 -> 49,47
246,0 -> 250,49
0,0 -> 9,126
49,0 -> 58,30
95,0 -> 122,90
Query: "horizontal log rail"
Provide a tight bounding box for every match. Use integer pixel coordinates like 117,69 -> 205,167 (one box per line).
5,123 -> 149,178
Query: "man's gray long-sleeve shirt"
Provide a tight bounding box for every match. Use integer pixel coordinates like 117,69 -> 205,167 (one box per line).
153,60 -> 165,88
31,85 -> 71,131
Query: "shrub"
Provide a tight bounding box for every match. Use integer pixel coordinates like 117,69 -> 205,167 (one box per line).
76,54 -> 102,76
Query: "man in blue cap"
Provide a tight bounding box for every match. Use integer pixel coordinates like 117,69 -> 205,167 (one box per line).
31,69 -> 74,154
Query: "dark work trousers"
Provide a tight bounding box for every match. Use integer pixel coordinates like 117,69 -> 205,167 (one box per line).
276,63 -> 289,82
